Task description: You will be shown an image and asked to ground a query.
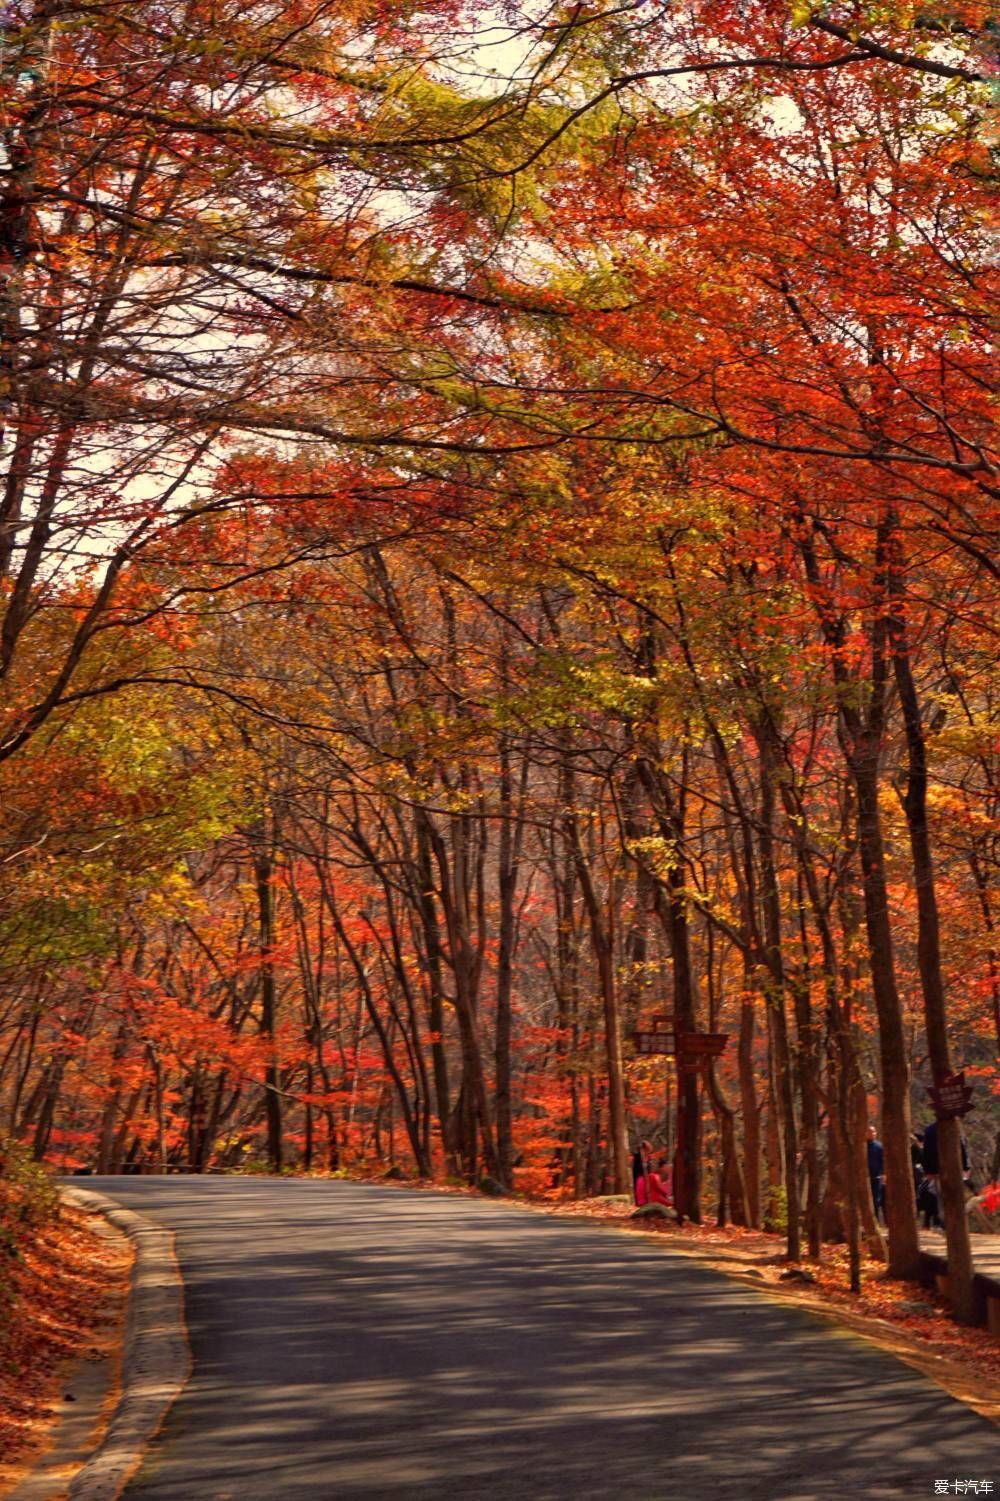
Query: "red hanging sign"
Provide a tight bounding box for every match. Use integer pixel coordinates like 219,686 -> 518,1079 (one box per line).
677,1032 -> 728,1058
927,1072 -> 974,1121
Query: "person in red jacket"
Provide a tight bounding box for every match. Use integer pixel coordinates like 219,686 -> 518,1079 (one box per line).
636,1159 -> 673,1207
631,1139 -> 653,1204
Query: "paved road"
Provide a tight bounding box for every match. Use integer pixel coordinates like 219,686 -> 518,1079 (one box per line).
84,1178 -> 998,1501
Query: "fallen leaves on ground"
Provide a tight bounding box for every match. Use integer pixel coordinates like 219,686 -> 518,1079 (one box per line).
0,1204 -> 132,1485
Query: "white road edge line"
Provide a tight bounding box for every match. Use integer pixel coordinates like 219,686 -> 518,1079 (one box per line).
61,1187 -> 192,1501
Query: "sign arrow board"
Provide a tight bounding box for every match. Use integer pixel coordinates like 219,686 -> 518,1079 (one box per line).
633,1030 -> 676,1056
927,1071 -> 975,1121
678,1032 -> 728,1058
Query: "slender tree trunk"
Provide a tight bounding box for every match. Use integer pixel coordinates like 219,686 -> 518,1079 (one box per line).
790,902 -> 822,1258
427,817 -> 499,1179
199,1070 -> 228,1172
796,510 -> 919,1278
638,755 -> 702,1223
30,1061 -> 64,1162
494,736 -> 526,1189
321,880 -> 432,1176
252,835 -> 283,1174
148,1045 -> 167,1174
566,811 -> 629,1194
552,760 -> 583,1194
763,1081 -> 784,1224
888,520 -> 975,1320
8,1004 -> 41,1138
738,984 -> 761,1227
830,1021 -> 863,1291
415,814 -> 455,1173
850,752 -> 920,1277
706,1065 -> 746,1227
756,735 -> 801,1260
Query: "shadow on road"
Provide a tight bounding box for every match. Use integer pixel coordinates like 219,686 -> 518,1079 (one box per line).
83,1178 -> 998,1501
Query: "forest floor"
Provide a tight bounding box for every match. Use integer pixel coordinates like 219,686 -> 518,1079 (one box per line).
541,1195 -> 1000,1426
0,1203 -> 132,1497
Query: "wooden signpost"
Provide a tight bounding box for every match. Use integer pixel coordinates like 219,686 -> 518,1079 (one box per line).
631,1017 -> 729,1222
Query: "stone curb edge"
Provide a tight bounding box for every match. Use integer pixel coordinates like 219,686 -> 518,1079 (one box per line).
60,1187 -> 192,1501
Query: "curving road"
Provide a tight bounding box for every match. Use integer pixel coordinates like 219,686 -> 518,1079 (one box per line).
84,1177 -> 997,1501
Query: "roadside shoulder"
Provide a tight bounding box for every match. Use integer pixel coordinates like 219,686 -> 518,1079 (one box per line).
542,1198 -> 1000,1428
59,1188 -> 191,1501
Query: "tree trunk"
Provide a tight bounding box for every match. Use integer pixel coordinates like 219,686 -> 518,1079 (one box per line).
494,737 -> 527,1189
738,986 -> 761,1227
796,509 -> 919,1278
888,520 -> 975,1320
566,811 -> 629,1194
756,735 -> 801,1260
415,814 -> 455,1173
850,753 -> 920,1277
252,836 -> 284,1174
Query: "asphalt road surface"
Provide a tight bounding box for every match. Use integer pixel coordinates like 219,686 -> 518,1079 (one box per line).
84,1178 -> 998,1501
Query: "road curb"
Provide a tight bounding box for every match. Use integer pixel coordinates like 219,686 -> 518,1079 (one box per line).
60,1186 -> 192,1501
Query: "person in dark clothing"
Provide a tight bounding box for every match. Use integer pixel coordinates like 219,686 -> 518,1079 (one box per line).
922,1120 -> 940,1176
911,1130 -> 924,1179
867,1124 -> 885,1224
920,1119 -> 971,1175
918,1173 -> 941,1228
920,1120 -> 971,1229
911,1130 -> 925,1199
912,1128 -> 936,1227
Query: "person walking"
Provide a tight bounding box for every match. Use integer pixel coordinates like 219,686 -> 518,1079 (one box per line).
920,1120 -> 971,1230
911,1129 -> 926,1206
866,1124 -> 885,1225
